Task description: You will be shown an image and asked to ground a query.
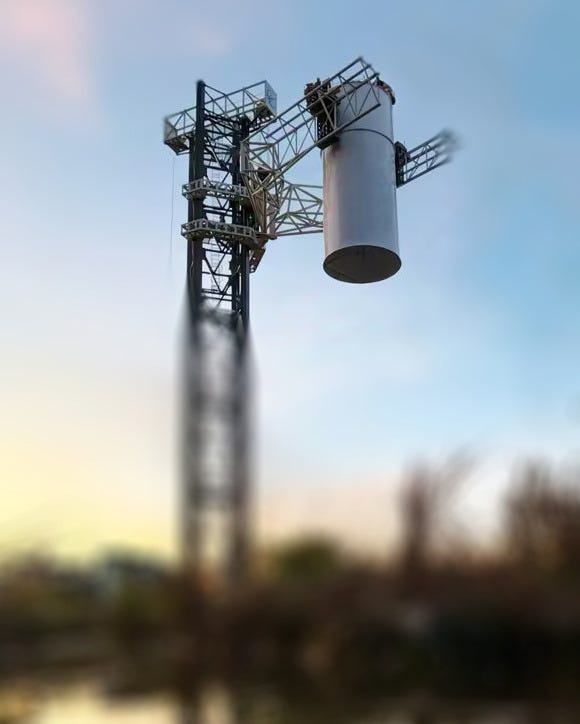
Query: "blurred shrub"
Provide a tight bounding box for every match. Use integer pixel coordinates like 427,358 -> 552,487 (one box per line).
267,536 -> 346,586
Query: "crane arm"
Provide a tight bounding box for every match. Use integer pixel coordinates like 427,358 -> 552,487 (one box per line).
241,57 -> 381,200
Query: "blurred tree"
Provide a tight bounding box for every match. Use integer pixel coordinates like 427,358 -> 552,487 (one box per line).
505,461 -> 580,574
399,454 -> 470,575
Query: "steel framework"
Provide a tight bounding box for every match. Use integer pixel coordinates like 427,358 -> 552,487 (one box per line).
395,130 -> 455,187
164,58 -> 454,583
171,80 -> 260,582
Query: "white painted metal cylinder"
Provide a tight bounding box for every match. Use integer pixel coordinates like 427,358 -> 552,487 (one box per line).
323,82 -> 401,283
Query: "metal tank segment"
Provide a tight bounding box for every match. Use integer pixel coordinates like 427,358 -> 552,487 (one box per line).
322,81 -> 401,283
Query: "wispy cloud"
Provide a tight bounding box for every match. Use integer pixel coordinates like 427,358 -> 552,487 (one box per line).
0,0 -> 95,108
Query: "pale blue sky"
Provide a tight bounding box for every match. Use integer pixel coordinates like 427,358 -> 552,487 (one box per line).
1,0 -> 579,557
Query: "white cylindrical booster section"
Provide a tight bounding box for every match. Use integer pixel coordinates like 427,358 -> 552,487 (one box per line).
323,82 -> 401,283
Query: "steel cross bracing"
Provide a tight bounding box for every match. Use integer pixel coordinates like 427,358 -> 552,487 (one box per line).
271,182 -> 323,237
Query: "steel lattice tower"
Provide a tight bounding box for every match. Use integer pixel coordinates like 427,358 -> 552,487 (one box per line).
164,59 -> 454,583
171,82 -> 257,583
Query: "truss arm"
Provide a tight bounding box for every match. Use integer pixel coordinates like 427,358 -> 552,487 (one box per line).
164,80 -> 277,154
268,182 -> 323,237
241,57 -> 381,199
395,130 -> 456,187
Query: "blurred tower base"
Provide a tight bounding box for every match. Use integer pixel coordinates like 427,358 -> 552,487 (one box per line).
182,310 -> 252,585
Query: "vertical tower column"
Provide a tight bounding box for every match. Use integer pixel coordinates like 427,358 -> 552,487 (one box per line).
181,81 -> 252,585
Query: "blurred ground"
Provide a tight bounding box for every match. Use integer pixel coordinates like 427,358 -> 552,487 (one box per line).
3,460 -> 580,719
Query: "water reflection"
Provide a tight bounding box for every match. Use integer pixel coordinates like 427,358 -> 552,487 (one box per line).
0,676 -> 577,724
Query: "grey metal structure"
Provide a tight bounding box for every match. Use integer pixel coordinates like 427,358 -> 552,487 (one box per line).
395,131 -> 455,188
163,57 -> 454,582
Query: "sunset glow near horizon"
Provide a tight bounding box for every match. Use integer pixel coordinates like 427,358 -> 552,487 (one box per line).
1,0 -> 579,562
